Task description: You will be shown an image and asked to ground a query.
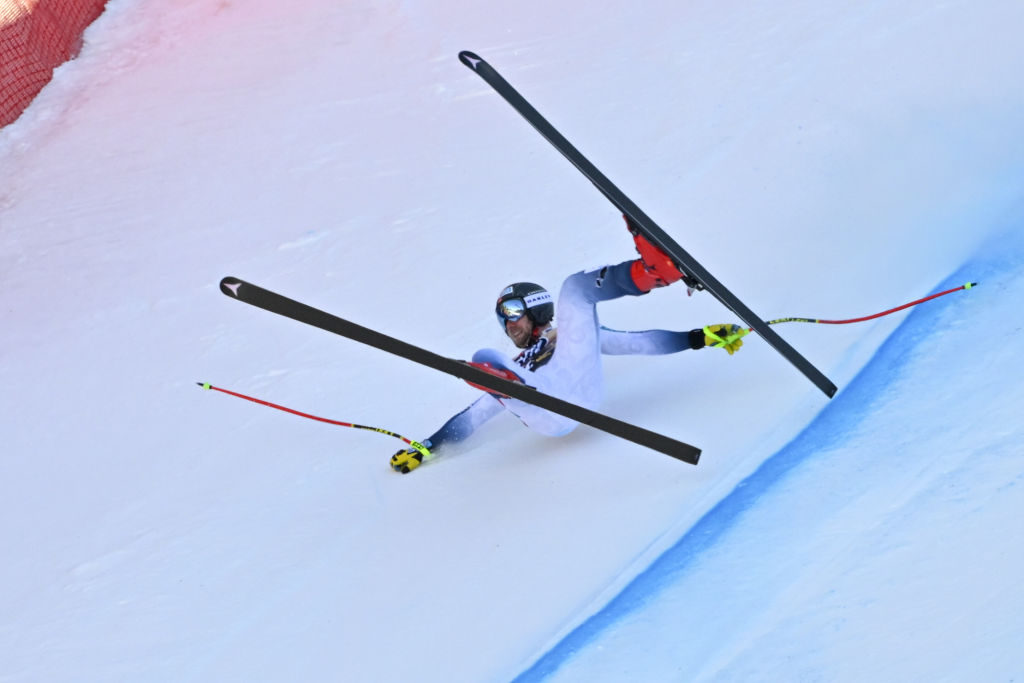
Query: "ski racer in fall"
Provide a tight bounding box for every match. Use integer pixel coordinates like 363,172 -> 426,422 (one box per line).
390,217 -> 748,473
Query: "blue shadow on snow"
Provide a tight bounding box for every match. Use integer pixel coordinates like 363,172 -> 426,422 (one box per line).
511,262 -> 994,683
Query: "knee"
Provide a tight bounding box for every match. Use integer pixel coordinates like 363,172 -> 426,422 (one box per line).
559,270 -> 600,305
471,348 -> 505,364
560,264 -> 641,305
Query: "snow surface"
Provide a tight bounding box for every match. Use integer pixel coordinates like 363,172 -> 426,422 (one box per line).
2,1 -> 1022,681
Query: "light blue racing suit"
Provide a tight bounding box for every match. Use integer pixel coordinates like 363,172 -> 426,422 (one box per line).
425,260 -> 702,453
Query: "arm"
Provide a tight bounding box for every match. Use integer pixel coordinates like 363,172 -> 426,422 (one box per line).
599,327 -> 705,356
425,395 -> 505,451
390,395 -> 504,473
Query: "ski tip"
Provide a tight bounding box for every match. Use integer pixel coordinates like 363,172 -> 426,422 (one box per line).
458,51 -> 483,69
220,276 -> 243,298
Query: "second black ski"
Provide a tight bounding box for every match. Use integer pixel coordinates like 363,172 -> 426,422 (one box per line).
459,50 -> 837,399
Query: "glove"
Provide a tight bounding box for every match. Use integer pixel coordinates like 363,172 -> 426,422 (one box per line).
703,324 -> 748,355
390,440 -> 432,474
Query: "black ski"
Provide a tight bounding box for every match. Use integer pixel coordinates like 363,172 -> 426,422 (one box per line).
459,51 -> 837,399
220,277 -> 701,465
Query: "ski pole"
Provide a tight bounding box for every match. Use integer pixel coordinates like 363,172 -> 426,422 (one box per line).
758,282 -> 978,329
197,382 -> 431,459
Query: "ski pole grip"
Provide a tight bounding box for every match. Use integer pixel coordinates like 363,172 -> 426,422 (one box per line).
410,441 -> 432,461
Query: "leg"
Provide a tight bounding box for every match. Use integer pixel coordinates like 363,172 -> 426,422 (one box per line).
543,263 -> 644,401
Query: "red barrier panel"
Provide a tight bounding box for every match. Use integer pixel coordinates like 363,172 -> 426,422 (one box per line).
0,0 -> 108,127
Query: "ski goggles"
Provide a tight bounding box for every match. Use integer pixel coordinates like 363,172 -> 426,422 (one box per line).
495,290 -> 553,326
496,298 -> 528,325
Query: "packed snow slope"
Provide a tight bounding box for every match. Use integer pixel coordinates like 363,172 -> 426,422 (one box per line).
526,225 -> 1024,682
1,1 -> 1022,681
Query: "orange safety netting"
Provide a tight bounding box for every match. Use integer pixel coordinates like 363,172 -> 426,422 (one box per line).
0,0 -> 108,127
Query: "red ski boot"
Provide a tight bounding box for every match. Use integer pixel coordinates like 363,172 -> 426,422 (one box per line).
624,215 -> 688,292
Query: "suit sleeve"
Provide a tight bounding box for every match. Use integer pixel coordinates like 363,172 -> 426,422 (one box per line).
599,327 -> 705,355
425,395 -> 505,453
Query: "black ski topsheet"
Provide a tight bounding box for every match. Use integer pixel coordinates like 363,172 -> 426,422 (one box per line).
459,51 -> 838,399
220,277 -> 701,465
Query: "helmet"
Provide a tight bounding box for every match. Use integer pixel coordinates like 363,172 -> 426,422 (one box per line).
495,282 -> 554,329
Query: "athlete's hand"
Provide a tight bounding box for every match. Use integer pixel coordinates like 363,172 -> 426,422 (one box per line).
703,324 -> 748,355
390,447 -> 423,473
390,441 -> 431,474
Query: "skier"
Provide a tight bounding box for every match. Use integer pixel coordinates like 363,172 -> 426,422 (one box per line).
390,217 -> 747,473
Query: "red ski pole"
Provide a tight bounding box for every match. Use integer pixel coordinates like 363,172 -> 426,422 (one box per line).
197,382 -> 431,459
760,282 -> 978,328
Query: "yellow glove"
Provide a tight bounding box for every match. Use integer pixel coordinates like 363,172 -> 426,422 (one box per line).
703,324 -> 748,355
390,440 -> 432,474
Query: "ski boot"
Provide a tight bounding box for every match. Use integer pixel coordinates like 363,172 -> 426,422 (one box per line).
624,215 -> 703,294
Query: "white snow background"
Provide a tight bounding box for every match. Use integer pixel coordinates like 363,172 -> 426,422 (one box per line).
2,1 -> 1023,681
